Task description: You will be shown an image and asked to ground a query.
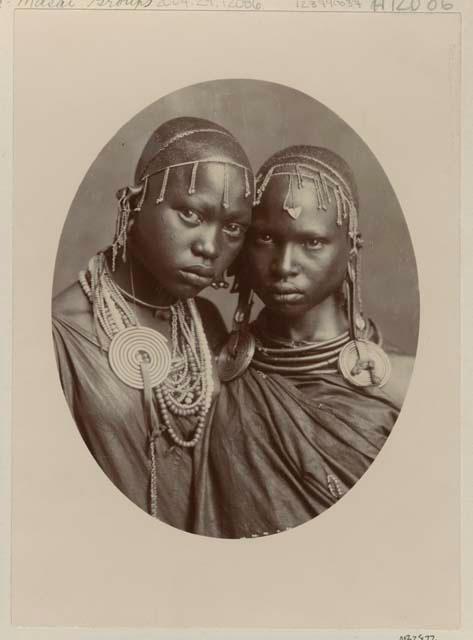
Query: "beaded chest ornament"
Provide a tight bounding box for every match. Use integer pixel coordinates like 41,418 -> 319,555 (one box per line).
79,253 -> 215,518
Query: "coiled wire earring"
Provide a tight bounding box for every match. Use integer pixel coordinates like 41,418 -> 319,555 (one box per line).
111,179 -> 147,272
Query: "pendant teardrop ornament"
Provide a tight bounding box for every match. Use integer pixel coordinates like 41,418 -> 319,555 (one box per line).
338,339 -> 391,388
284,205 -> 303,219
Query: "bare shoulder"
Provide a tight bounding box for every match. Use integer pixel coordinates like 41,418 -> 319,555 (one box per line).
383,351 -> 416,408
52,281 -> 93,333
194,297 -> 228,353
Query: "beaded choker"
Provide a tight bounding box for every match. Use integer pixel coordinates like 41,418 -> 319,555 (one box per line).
114,281 -> 173,313
249,314 -> 381,384
252,331 -> 351,381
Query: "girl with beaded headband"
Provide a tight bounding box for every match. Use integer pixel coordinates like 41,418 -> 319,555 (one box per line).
52,116 -> 255,529
193,145 -> 414,539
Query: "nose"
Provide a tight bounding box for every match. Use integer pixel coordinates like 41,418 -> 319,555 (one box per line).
191,225 -> 221,262
271,244 -> 299,279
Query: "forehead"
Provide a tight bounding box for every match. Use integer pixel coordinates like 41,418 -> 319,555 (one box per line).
149,162 -> 252,218
253,174 -> 344,237
164,162 -> 248,197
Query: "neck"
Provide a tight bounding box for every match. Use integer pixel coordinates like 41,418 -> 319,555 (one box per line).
106,248 -> 176,308
262,294 -> 348,343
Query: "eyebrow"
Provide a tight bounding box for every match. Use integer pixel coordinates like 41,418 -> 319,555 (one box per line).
172,192 -> 251,224
250,223 -> 330,240
221,208 -> 251,223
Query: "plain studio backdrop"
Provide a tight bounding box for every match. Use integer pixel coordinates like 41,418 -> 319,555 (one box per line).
52,79 -> 419,355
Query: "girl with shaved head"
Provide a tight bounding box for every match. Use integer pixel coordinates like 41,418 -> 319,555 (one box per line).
195,145 -> 413,538
52,117 -> 254,528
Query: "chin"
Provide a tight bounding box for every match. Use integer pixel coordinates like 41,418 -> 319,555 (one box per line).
265,300 -> 309,318
173,281 -> 208,300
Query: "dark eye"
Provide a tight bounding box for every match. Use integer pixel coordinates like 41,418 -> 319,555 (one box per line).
179,209 -> 202,225
305,238 -> 323,251
254,233 -> 273,245
223,223 -> 245,239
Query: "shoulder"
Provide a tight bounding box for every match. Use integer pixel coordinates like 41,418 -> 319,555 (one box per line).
382,351 -> 416,408
194,296 -> 228,352
52,281 -> 94,333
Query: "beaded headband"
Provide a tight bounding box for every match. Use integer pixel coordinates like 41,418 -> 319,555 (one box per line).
144,157 -> 252,207
112,127 -> 254,271
139,127 -> 252,206
140,127 -> 234,176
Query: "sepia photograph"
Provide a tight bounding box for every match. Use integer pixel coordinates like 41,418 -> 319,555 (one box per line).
52,79 -> 419,537
9,7 -> 464,633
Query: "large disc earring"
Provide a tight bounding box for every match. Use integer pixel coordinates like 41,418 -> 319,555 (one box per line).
338,251 -> 391,388
217,285 -> 256,382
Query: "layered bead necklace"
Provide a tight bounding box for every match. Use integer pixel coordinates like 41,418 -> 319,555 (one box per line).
252,331 -> 351,381
79,252 -> 214,517
250,312 -> 380,385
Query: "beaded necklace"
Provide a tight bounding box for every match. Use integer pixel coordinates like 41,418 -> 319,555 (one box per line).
249,313 -> 381,384
252,332 -> 351,379
79,252 -> 214,517
114,281 -> 172,313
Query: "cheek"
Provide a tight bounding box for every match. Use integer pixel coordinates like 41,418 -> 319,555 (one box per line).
245,247 -> 271,280
331,244 -> 350,281
322,251 -> 346,279
217,237 -> 245,270
133,213 -> 186,263
302,248 -> 347,288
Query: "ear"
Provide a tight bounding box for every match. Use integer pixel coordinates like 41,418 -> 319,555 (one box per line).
116,182 -> 147,212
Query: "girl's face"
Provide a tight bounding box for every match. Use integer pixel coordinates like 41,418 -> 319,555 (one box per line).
245,175 -> 351,318
129,163 -> 252,299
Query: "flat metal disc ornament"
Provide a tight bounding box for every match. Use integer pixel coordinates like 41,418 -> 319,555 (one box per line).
338,339 -> 391,388
108,326 -> 172,389
217,331 -> 256,382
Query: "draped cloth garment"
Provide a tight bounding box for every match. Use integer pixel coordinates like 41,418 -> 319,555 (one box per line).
53,303 -> 400,538
52,310 -> 218,532
193,364 -> 400,538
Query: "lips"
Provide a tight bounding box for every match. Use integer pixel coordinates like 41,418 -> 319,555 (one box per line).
183,264 -> 215,277
268,284 -> 302,295
269,292 -> 305,304
266,283 -> 305,305
178,265 -> 215,288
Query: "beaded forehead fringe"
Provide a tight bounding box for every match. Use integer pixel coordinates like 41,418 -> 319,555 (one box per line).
255,157 -> 358,233
253,155 -> 365,334
140,127 -> 253,208
112,127 -> 254,272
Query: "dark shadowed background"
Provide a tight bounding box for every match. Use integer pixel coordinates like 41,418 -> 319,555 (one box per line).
52,79 -> 419,355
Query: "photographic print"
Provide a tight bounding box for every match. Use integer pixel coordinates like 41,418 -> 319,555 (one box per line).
52,80 -> 419,537
9,8 -> 463,632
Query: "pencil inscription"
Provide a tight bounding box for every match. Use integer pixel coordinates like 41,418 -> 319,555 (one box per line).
372,0 -> 453,10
